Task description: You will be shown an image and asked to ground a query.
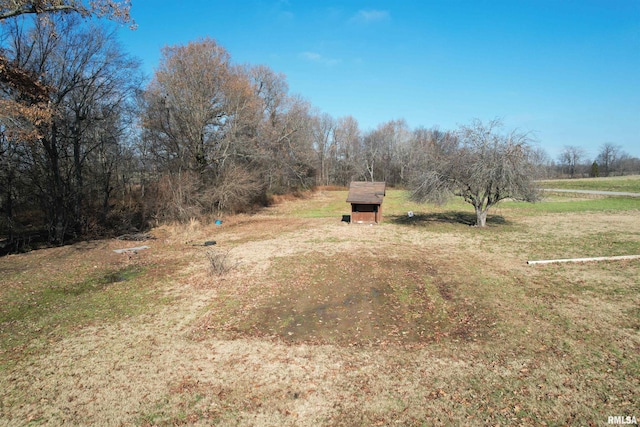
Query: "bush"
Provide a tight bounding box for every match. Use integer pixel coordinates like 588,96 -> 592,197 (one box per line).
205,248 -> 237,276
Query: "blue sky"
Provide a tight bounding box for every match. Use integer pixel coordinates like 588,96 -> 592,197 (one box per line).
117,0 -> 640,160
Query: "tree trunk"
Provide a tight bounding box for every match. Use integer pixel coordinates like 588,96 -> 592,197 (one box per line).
72,125 -> 84,235
101,172 -> 113,225
366,160 -> 374,182
475,206 -> 488,227
3,169 -> 15,241
42,123 -> 67,244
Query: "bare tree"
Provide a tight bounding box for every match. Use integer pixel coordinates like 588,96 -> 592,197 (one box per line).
357,119 -> 413,185
361,126 -> 384,182
0,0 -> 134,143
0,0 -> 133,23
332,115 -> 363,186
0,128 -> 28,241
311,112 -> 335,186
142,38 -> 241,174
1,14 -> 141,243
410,119 -> 539,227
558,145 -> 586,178
596,143 -> 620,177
141,39 -> 311,220
249,64 -> 287,126
618,153 -> 640,175
408,126 -> 457,180
245,65 -> 316,193
387,119 -> 412,185
529,145 -> 553,179
257,98 -> 316,192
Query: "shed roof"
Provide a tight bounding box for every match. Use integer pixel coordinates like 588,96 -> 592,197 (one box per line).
346,181 -> 386,204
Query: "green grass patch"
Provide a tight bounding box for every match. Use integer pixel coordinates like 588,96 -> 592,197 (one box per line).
503,197 -> 640,214
378,189 -> 436,216
287,190 -> 349,218
537,175 -> 640,192
0,265 -> 162,370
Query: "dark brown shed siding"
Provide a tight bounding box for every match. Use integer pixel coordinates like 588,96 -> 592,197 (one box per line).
346,182 -> 386,223
351,204 -> 382,223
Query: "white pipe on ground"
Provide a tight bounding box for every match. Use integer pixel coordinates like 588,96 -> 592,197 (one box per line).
527,255 -> 640,265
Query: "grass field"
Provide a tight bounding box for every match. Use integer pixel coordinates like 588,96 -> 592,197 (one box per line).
537,174 -> 640,193
1,188 -> 639,426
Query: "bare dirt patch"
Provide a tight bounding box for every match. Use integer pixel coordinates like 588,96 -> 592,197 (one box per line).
194,252 -> 495,346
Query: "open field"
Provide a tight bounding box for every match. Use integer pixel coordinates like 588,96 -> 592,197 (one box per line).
1,190 -> 639,426
537,175 -> 640,193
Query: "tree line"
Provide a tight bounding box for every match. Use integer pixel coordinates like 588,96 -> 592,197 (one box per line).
1,7 -> 639,250
556,144 -> 640,179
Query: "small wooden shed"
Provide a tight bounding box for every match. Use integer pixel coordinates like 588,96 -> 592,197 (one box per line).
346,181 -> 386,224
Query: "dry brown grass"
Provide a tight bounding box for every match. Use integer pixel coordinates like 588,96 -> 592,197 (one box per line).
1,191 -> 638,426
